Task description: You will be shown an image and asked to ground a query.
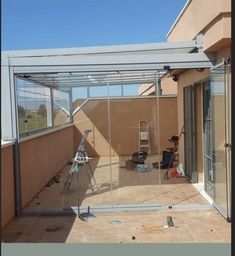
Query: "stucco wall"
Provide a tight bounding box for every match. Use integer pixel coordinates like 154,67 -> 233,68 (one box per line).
1,145 -> 15,228
73,98 -> 178,156
20,126 -> 74,207
139,78 -> 177,96
161,77 -> 177,95
167,0 -> 231,51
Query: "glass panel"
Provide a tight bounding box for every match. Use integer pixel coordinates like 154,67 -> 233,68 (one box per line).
53,88 -> 70,126
63,92 -> 111,209
203,81 -> 214,197
109,85 -> 122,97
17,71 -> 190,214
89,86 -> 108,97
158,91 -> 188,206
72,87 -> 88,100
109,97 -> 160,205
122,84 -> 140,96
211,65 -> 228,218
16,78 -> 52,137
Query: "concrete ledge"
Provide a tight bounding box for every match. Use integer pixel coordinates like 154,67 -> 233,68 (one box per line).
1,139 -> 15,149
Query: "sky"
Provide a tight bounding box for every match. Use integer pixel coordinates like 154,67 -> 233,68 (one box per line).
2,0 -> 187,50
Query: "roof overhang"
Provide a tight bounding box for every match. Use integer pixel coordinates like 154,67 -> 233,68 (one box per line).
2,36 -> 215,87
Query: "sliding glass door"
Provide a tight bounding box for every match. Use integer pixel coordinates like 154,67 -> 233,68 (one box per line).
203,63 -> 231,220
210,63 -> 230,220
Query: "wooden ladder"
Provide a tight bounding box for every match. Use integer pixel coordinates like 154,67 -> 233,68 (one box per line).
139,120 -> 150,153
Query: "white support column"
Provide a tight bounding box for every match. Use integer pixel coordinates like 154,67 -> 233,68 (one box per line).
155,71 -> 161,182
10,67 -> 18,140
68,87 -> 73,122
1,55 -> 17,141
1,65 -> 13,139
46,89 -> 53,127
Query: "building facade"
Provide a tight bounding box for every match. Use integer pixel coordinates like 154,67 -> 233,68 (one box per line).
166,0 -> 231,220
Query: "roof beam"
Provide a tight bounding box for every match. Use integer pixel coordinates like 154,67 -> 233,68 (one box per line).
3,40 -> 197,58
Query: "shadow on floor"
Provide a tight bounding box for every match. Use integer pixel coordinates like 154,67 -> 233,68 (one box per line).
2,215 -> 77,243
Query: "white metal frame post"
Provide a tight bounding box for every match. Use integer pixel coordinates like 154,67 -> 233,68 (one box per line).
12,68 -> 22,216
107,73 -> 113,204
155,71 -> 161,185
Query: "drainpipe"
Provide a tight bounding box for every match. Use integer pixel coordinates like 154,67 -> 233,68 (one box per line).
13,141 -> 22,216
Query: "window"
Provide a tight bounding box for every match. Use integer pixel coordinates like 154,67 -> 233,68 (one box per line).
122,84 -> 140,96
16,78 -> 52,137
109,85 -> 122,97
53,88 -> 70,126
89,86 -> 108,97
16,77 -> 71,137
72,87 -> 88,101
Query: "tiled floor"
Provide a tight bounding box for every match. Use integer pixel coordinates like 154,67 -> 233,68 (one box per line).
4,155 -> 229,243
23,156 -> 208,212
2,208 -> 231,243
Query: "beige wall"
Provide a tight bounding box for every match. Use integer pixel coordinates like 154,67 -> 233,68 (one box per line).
216,44 -> 231,64
161,77 -> 177,95
73,98 -> 178,156
1,145 -> 15,228
139,79 -> 177,96
20,126 -> 74,207
167,0 -> 231,51
138,83 -> 155,96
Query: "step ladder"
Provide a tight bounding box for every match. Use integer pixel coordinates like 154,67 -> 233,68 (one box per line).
139,120 -> 150,153
62,129 -> 97,193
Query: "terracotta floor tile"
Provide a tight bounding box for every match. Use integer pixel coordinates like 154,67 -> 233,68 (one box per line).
3,157 -> 231,244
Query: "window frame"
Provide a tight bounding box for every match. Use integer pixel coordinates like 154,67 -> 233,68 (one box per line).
15,76 -> 72,139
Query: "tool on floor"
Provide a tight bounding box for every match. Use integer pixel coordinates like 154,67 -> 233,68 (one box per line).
166,216 -> 174,227
139,120 -> 150,153
164,126 -> 184,179
62,129 -> 97,193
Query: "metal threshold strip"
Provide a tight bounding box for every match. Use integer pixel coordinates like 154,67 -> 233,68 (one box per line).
20,203 -> 212,217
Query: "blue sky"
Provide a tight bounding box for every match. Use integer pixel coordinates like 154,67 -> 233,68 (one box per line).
2,0 -> 187,50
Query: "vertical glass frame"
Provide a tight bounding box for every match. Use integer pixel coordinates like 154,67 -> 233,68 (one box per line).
210,63 -> 229,219
202,80 -> 214,197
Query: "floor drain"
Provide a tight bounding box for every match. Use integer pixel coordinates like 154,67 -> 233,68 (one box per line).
109,220 -> 122,226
